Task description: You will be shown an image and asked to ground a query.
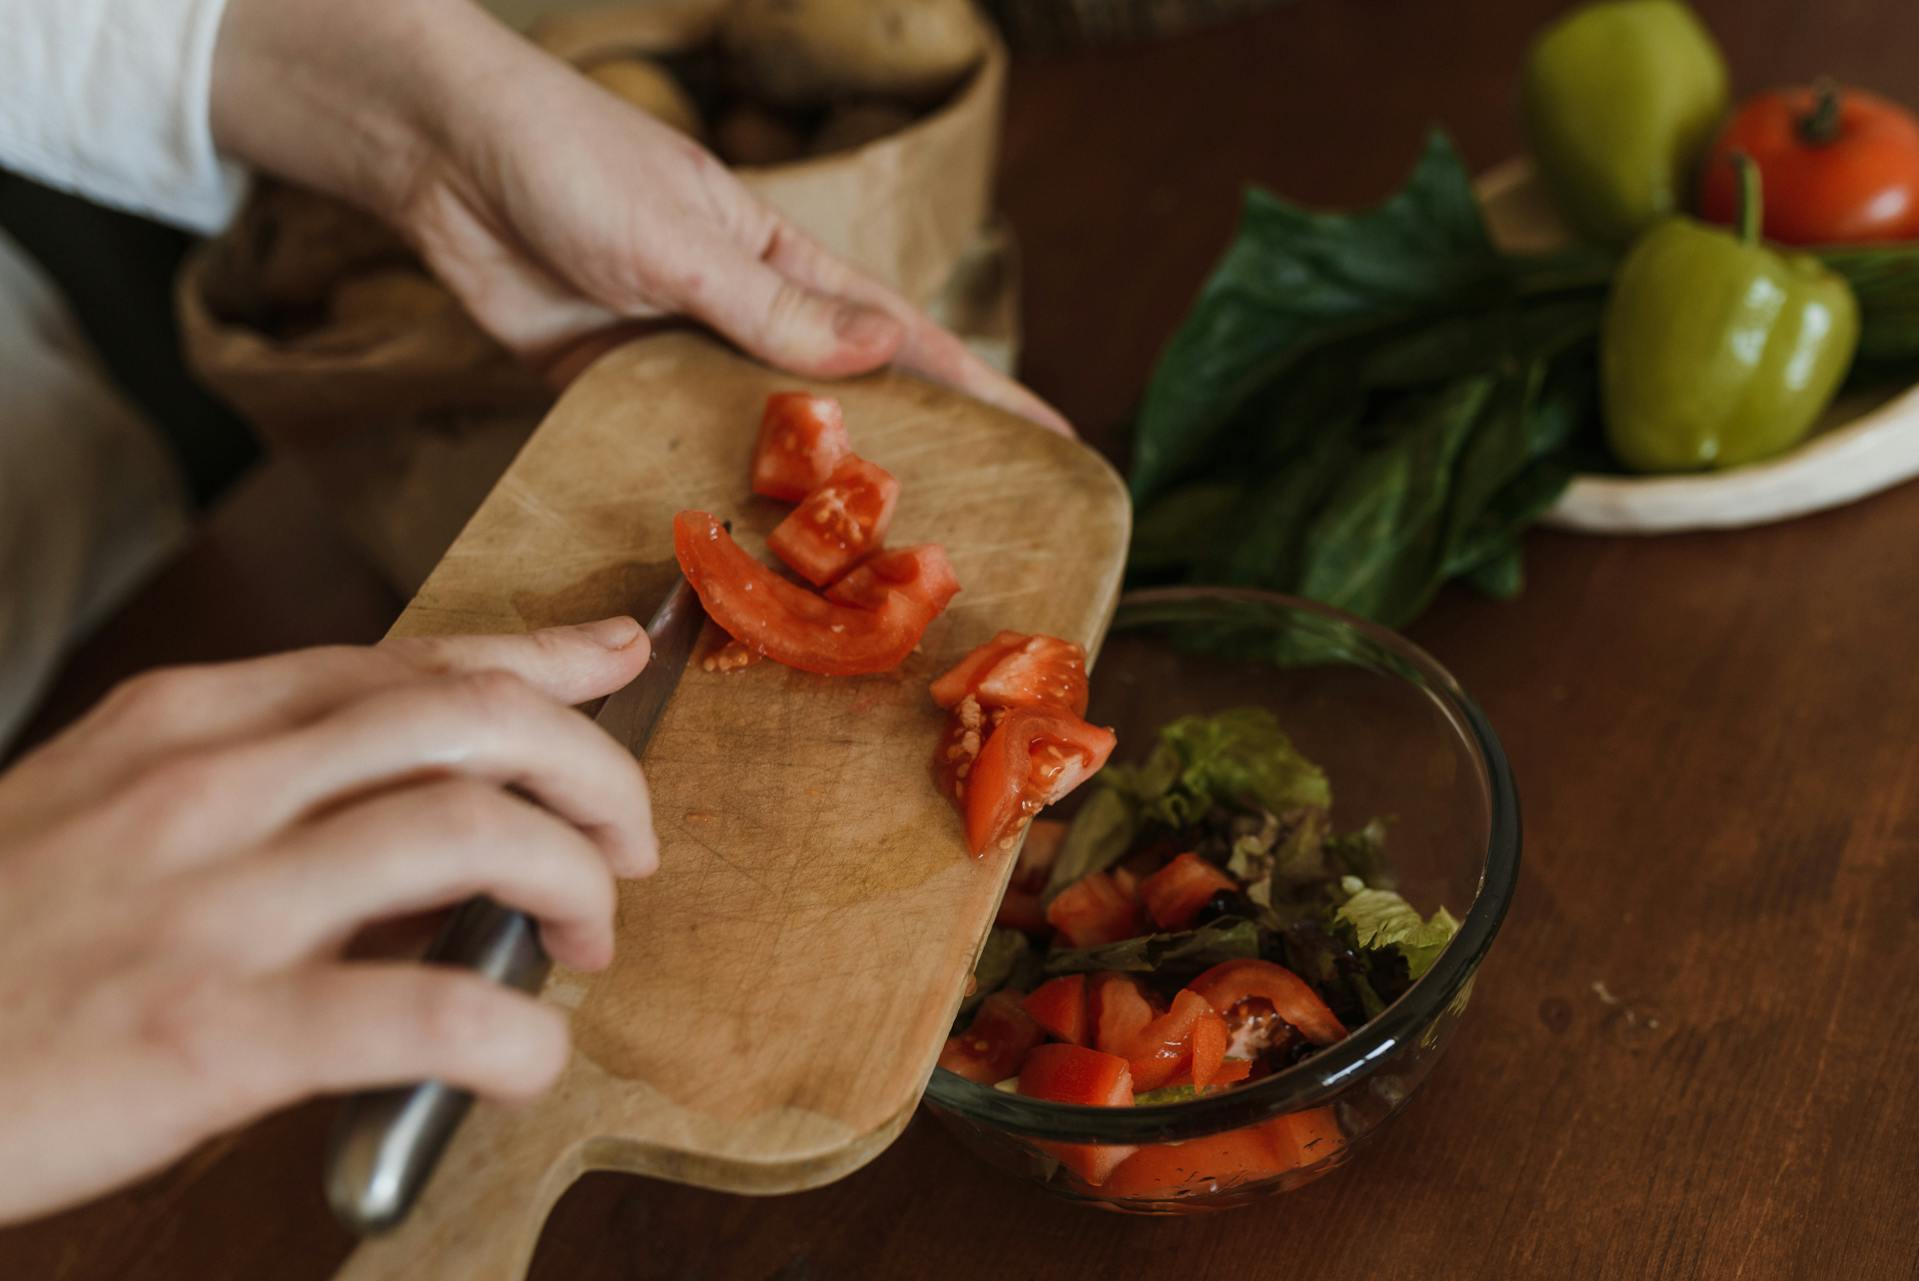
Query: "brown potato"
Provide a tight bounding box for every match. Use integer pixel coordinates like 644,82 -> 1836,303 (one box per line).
713,104 -> 807,167
585,58 -> 705,138
721,0 -> 985,108
528,0 -> 726,65
326,270 -> 460,327
810,102 -> 918,155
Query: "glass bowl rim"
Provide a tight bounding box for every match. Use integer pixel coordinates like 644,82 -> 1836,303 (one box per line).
922,586 -> 1522,1144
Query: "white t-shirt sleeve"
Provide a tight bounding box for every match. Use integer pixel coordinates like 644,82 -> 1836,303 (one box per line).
0,0 -> 248,234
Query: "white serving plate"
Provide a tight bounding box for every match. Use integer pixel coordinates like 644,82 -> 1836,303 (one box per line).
1476,157 -> 1919,534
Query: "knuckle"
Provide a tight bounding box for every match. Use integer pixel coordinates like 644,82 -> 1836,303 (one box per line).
100,665 -> 210,725
450,668 -> 541,722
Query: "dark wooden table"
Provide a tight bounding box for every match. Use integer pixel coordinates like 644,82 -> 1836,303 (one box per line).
10,1 -> 1919,1276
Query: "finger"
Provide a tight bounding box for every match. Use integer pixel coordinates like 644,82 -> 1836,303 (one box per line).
196,965 -> 571,1127
757,222 -> 1075,435
675,235 -> 908,378
230,669 -> 658,876
27,618 -> 651,811
188,779 -> 617,972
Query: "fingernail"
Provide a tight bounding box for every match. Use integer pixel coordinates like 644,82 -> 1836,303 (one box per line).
834,302 -> 899,349
579,616 -> 644,649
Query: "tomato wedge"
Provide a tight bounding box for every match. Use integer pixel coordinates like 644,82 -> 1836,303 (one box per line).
938,992 -> 1044,1085
1089,972 -> 1156,1054
1100,1121 -> 1295,1200
672,511 -> 931,676
1022,974 -> 1088,1045
1139,853 -> 1238,930
1017,1044 -> 1137,1187
1187,959 -> 1349,1047
931,632 -> 1089,715
1189,1008 -> 1229,1089
965,709 -> 1116,856
1045,871 -> 1139,947
1116,989 -> 1215,1091
824,544 -> 959,616
1272,1106 -> 1347,1169
766,456 -> 900,587
751,392 -> 850,501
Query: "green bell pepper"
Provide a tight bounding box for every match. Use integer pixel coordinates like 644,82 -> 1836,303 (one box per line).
1602,156 -> 1860,472
1523,0 -> 1729,244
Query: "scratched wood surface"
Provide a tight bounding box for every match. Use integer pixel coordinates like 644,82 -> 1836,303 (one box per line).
7,1 -> 1919,1278
329,333 -> 1128,1279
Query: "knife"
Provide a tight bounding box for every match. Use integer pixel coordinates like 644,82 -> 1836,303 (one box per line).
323,573 -> 707,1235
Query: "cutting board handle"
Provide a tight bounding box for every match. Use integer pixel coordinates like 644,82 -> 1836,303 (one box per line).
330,1075 -> 582,1281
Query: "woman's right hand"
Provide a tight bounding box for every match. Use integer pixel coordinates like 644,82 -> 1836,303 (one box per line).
0,618 -> 658,1225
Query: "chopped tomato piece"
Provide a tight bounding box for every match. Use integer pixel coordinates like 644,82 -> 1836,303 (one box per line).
1156,1055 -> 1253,1092
937,992 -> 1044,1085
994,887 -> 1048,933
766,456 -> 900,587
966,709 -> 1116,856
1089,973 -> 1155,1055
1189,1009 -> 1229,1089
1045,871 -> 1138,947
1271,1106 -> 1347,1169
1022,975 -> 1088,1045
1100,1122 -> 1294,1200
824,544 -> 959,615
930,631 -> 1026,709
1138,853 -> 1238,930
1110,865 -> 1142,903
751,392 -> 850,501
931,632 -> 1089,715
1017,1044 -> 1137,1187
673,511 -> 932,676
1119,989 -> 1214,1092
1187,959 -> 1348,1047
1013,818 -> 1070,890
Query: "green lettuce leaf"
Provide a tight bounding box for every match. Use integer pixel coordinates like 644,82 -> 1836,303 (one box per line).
1138,708 -> 1330,827
1041,787 -> 1138,900
1336,888 -> 1460,980
1043,918 -> 1261,979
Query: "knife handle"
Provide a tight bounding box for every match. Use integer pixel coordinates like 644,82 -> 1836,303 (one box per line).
324,897 -> 550,1234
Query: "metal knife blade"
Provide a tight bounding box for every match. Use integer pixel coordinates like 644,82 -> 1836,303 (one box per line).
323,573 -> 706,1235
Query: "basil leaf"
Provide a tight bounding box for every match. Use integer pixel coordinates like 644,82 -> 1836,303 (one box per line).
1043,917 -> 1261,979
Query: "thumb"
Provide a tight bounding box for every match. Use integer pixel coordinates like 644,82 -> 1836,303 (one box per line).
682,249 -> 907,377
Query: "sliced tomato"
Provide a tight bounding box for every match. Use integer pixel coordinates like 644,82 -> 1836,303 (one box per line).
765,456 -> 900,587
1045,871 -> 1138,947
1017,1043 -> 1137,1187
1100,1122 -> 1296,1200
1157,1055 -> 1253,1092
966,709 -> 1116,856
1089,973 -> 1156,1054
994,887 -> 1048,933
1139,853 -> 1238,931
751,392 -> 850,501
931,632 -> 1089,715
824,544 -> 959,616
1119,989 -> 1215,1092
1187,959 -> 1348,1047
938,992 -> 1044,1085
673,511 -> 930,676
1022,975 -> 1088,1045
1189,1008 -> 1229,1089
1271,1106 -> 1347,1169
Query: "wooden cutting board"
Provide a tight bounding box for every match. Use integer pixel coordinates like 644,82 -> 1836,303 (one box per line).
335,333 -> 1129,1280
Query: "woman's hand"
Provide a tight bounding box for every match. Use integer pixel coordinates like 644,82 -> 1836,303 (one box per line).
208,0 -> 1069,432
0,619 -> 655,1225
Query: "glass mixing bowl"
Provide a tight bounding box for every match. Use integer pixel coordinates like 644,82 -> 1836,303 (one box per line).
922,587 -> 1521,1213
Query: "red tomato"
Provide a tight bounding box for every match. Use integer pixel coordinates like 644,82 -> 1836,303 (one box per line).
672,511 -> 932,676
930,632 -> 1089,715
1109,865 -> 1142,903
765,456 -> 900,587
1022,975 -> 1088,1045
1045,871 -> 1139,947
1187,959 -> 1348,1047
1189,1008 -> 1228,1089
1118,989 -> 1214,1091
1700,84 -> 1919,244
965,709 -> 1116,856
938,992 -> 1044,1085
1154,1055 -> 1253,1093
1271,1106 -> 1347,1170
1013,817 -> 1069,890
994,888 -> 1048,933
824,544 -> 959,616
1089,972 -> 1156,1054
1138,853 -> 1238,930
751,392 -> 851,501
1018,1044 -> 1137,1187
1100,1121 -> 1294,1200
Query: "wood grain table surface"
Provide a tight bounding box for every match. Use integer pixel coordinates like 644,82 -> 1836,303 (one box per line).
9,1 -> 1918,1277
